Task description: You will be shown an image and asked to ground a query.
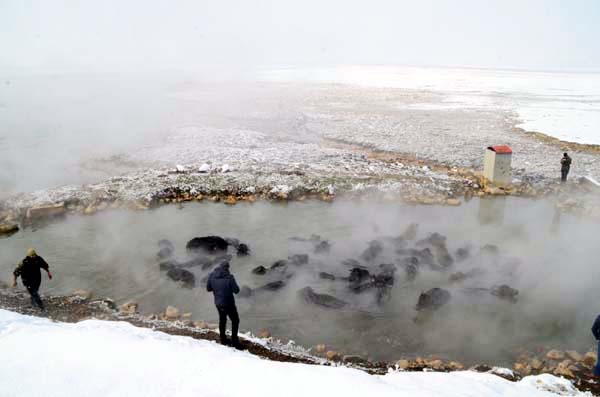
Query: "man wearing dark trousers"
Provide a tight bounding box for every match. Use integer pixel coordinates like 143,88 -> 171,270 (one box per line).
11,248 -> 53,311
561,152 -> 572,182
206,261 -> 242,349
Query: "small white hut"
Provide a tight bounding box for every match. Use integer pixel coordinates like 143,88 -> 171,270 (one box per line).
483,145 -> 512,186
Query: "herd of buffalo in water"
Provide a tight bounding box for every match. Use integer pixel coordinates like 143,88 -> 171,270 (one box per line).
155,223 -> 521,319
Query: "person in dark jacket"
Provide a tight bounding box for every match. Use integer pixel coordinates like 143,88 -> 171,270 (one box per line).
592,315 -> 600,376
560,153 -> 572,182
206,262 -> 241,348
11,248 -> 52,310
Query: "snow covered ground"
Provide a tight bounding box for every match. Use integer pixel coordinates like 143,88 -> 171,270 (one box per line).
2,68 -> 600,208
0,309 -> 589,397
264,65 -> 600,145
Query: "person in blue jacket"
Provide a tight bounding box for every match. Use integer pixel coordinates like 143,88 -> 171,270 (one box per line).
592,315 -> 600,376
206,262 -> 242,349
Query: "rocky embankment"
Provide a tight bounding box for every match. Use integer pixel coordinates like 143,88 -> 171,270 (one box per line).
1,102 -> 600,236
1,286 -> 600,395
1,149 -> 598,238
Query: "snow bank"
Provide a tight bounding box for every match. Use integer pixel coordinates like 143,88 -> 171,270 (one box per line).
0,310 -> 588,397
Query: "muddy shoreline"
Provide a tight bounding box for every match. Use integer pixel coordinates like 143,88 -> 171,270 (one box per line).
2,287 -> 600,395
514,127 -> 600,155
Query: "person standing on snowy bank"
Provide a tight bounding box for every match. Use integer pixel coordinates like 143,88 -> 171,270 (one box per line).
592,315 -> 600,376
206,261 -> 242,349
11,248 -> 52,311
560,153 -> 572,182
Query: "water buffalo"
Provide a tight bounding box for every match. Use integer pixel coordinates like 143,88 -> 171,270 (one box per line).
270,259 -> 288,271
166,267 -> 196,289
399,256 -> 419,281
186,236 -> 229,254
361,240 -> 383,262
348,267 -> 371,283
319,272 -> 336,280
480,244 -> 500,256
448,268 -> 484,283
225,237 -> 251,256
455,247 -> 471,261
400,223 -> 419,240
159,259 -> 179,271
290,234 -> 322,243
237,243 -> 250,256
416,288 -> 451,311
396,248 -> 435,266
252,265 -> 268,275
256,280 -> 286,292
371,267 -> 395,304
342,258 -> 362,268
491,284 -> 519,303
416,233 -> 454,268
405,263 -> 418,281
448,271 -> 468,283
314,240 -> 331,254
157,239 -> 175,260
289,254 -> 309,266
239,285 -> 253,298
346,265 -> 395,303
299,287 -> 348,309
348,267 -> 371,286
290,235 -> 331,254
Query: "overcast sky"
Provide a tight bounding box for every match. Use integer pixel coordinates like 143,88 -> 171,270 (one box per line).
1,0 -> 599,73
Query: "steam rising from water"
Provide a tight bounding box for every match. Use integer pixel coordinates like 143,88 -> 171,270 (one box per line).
1,197 -> 598,364
0,73 -> 183,196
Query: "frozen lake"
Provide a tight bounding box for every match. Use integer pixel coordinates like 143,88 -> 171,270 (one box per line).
264,65 -> 600,145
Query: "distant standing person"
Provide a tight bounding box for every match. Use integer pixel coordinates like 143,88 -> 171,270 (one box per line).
593,315 -> 600,376
560,152 -> 572,182
11,248 -> 52,310
206,262 -> 242,349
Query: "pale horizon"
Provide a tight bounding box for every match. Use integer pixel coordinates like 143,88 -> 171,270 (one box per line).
2,0 -> 599,74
